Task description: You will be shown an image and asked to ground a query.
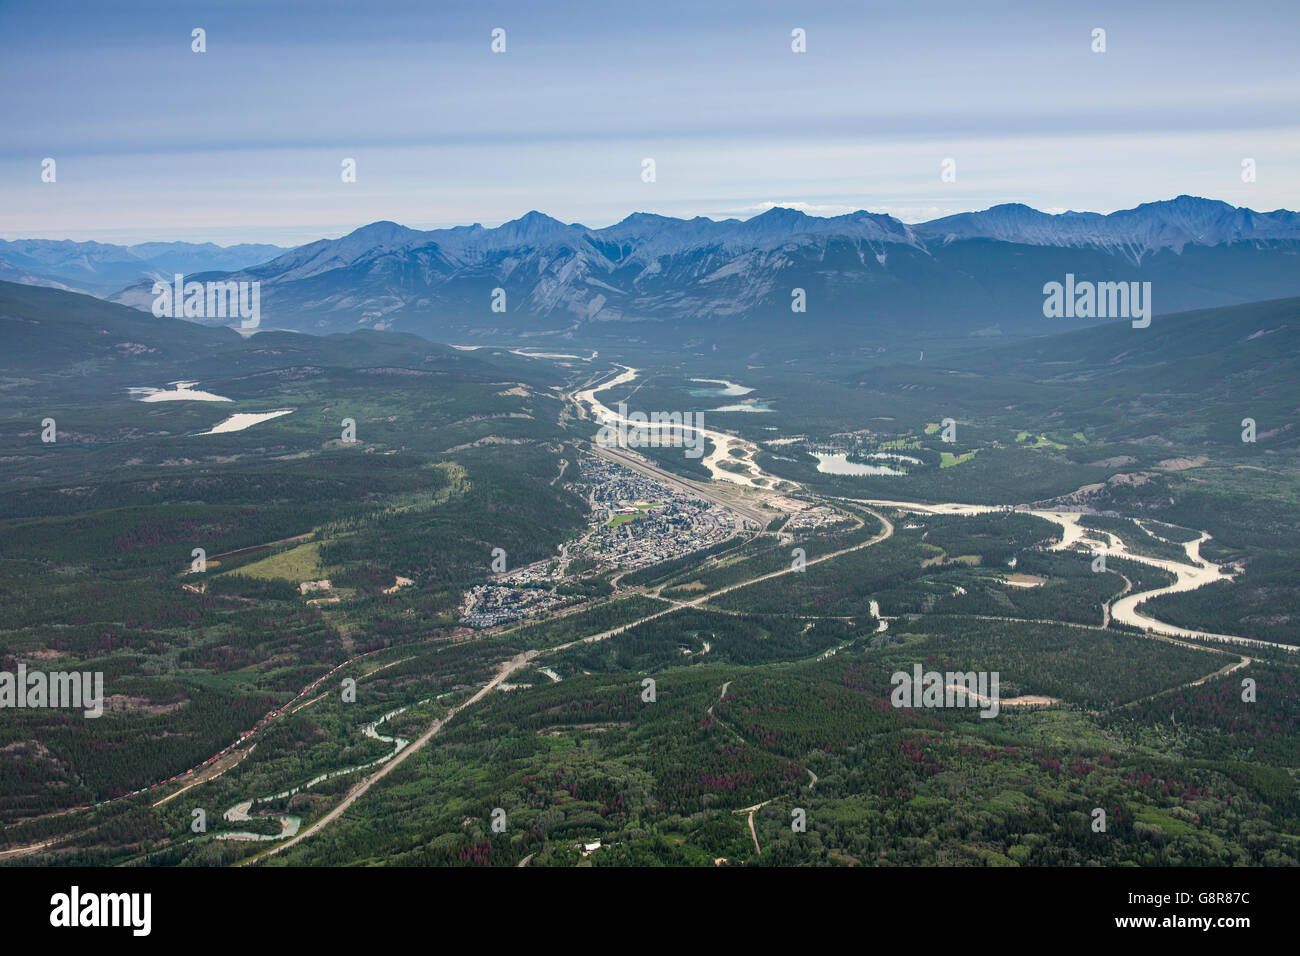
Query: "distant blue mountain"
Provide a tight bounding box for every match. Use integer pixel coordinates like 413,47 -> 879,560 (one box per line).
0,239 -> 287,296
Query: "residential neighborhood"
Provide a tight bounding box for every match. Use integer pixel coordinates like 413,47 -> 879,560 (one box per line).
460,454 -> 743,627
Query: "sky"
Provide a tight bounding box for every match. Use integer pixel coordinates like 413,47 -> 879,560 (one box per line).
1,0 -> 1297,246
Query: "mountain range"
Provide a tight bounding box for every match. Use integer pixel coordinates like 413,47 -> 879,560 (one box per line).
15,196 -> 1300,342
0,239 -> 286,296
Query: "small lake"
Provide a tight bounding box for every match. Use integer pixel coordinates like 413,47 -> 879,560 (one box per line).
688,378 -> 753,397
202,410 -> 294,434
128,381 -> 231,403
812,453 -> 905,476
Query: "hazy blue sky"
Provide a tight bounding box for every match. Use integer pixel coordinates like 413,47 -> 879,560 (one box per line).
2,0 -> 1297,245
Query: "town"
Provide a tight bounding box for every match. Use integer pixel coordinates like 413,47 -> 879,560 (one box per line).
459,454 -> 745,627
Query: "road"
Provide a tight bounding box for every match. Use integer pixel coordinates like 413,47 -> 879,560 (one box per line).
254,650 -> 537,862
734,800 -> 772,856
547,505 -> 891,654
